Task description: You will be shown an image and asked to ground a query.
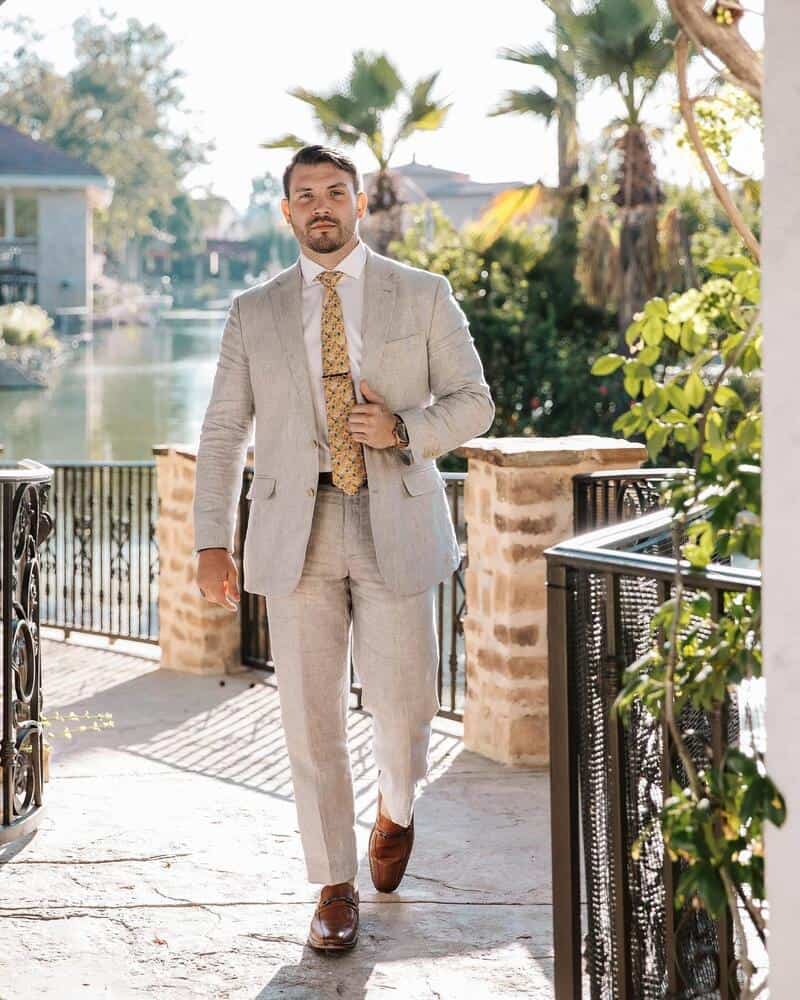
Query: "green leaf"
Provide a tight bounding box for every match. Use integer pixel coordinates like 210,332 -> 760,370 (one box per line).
591,354 -> 626,375
646,423 -> 669,460
644,298 -> 669,319
642,316 -> 664,346
638,344 -> 660,366
714,386 -> 744,410
707,255 -> 750,275
624,372 -> 642,398
685,372 -> 706,408
667,384 -> 688,412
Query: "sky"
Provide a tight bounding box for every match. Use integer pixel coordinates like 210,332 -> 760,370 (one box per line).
20,0 -> 764,214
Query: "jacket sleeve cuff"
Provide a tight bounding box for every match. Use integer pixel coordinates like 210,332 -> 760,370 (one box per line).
394,405 -> 441,465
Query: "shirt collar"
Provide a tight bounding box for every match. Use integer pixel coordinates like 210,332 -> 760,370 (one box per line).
299,237 -> 366,287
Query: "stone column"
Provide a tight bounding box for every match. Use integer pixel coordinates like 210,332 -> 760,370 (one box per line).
455,436 -> 647,766
153,443 -> 248,675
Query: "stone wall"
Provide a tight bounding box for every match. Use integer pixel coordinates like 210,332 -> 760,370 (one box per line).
455,436 -> 647,767
153,443 -> 244,675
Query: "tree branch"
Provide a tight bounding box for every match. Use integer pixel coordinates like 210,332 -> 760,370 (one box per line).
668,0 -> 763,102
675,32 -> 761,262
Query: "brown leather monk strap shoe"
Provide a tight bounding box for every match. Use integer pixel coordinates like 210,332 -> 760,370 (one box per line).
368,788 -> 414,893
307,881 -> 359,953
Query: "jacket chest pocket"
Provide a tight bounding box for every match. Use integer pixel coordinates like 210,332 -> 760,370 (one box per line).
380,333 -> 426,368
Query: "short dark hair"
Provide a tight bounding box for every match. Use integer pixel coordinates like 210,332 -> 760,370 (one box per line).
282,145 -> 361,200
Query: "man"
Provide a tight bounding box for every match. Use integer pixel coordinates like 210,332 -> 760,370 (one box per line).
193,144 -> 494,952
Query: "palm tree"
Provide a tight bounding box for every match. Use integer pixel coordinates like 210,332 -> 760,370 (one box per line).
482,3 -> 585,281
261,51 -> 452,254
568,0 -> 678,331
490,0 -> 579,192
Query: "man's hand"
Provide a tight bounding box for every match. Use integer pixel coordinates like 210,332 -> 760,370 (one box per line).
349,380 -> 397,449
197,549 -> 241,612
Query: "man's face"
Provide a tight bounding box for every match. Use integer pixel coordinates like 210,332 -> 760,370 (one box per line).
281,162 -> 367,255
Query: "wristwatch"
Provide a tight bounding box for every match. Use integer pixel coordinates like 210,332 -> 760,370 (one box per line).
392,414 -> 410,448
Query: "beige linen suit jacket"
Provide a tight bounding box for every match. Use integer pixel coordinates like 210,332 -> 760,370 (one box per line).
192,242 -> 495,597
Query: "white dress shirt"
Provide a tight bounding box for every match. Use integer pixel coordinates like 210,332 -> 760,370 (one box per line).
298,238 -> 368,474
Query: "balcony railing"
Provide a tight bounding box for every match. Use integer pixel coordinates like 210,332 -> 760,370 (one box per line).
38,462 -> 161,643
545,496 -> 763,998
1,460 -> 53,843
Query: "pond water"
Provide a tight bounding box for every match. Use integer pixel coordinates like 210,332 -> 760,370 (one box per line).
0,317 -> 226,463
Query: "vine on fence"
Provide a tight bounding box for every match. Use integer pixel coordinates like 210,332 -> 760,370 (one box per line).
592,253 -> 784,997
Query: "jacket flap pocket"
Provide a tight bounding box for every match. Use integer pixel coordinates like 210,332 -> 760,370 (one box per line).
401,465 -> 444,497
246,475 -> 277,500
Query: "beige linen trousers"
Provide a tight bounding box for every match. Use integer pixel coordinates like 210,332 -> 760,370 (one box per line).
267,481 -> 440,884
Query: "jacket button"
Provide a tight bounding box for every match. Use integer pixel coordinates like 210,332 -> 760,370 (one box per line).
307,487 -> 315,497
312,439 -> 319,448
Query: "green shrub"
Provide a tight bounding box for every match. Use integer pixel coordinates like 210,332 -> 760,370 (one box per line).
0,302 -> 56,348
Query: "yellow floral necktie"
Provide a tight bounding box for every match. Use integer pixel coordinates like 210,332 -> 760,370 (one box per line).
316,270 -> 367,495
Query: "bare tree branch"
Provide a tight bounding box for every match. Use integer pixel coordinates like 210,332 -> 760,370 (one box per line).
675,32 -> 761,262
668,0 -> 763,102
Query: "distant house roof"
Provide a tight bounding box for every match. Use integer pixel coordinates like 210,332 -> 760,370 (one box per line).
0,123 -> 108,184
363,157 -> 528,202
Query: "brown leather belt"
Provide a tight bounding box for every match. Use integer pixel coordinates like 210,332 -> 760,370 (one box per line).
318,471 -> 368,488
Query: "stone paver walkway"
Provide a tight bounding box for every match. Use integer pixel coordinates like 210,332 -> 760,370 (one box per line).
1,631 -> 555,999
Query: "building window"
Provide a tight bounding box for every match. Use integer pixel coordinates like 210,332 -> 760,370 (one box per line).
209,250 -> 219,276
0,198 -> 5,238
14,195 -> 38,238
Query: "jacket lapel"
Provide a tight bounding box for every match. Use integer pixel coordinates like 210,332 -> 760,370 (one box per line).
269,259 -> 316,424
267,243 -> 398,426
360,244 -> 397,385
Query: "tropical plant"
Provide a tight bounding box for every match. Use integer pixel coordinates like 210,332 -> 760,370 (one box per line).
261,51 -> 451,253
569,0 -> 679,332
490,1 -> 579,193
592,252 -> 779,997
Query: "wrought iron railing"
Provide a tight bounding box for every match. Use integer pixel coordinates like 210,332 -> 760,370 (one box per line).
1,460 -> 53,843
573,468 -> 681,534
238,469 -> 468,722
545,498 -> 762,998
38,462 -> 160,643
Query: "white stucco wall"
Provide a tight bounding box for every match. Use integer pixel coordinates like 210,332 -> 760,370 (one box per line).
36,189 -> 92,314
763,1 -> 800,992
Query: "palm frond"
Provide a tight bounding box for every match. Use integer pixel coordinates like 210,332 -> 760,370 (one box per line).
497,42 -> 575,93
394,71 -> 451,144
259,133 -> 308,150
349,50 -> 404,112
488,87 -> 558,122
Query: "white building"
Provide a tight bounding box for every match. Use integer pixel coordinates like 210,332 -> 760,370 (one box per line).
0,123 -> 112,316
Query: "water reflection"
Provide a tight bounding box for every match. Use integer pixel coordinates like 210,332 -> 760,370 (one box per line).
0,318 -> 226,462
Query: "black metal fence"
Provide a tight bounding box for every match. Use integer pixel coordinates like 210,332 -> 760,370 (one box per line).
1,460 -> 53,844
546,497 -> 763,998
573,468 -> 680,534
239,469 -> 469,722
38,462 -> 160,642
